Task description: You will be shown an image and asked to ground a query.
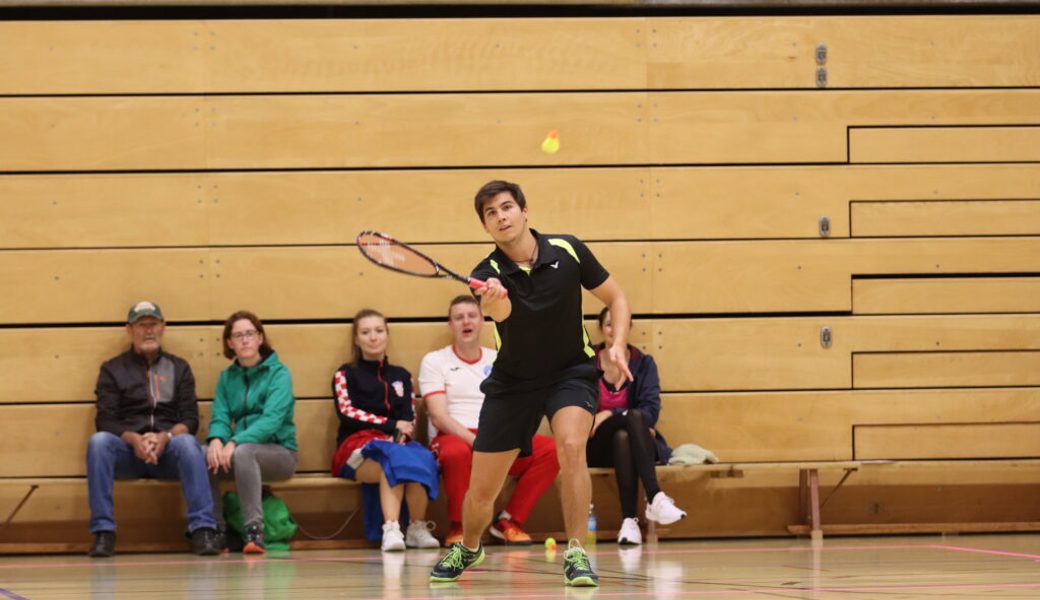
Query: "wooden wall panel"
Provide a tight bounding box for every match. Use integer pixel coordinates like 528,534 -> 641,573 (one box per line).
6,165 -> 1040,249
0,242 -> 648,323
854,351 -> 1040,388
0,169 -> 651,249
648,16 -> 1040,89
0,19 -> 647,95
5,91 -> 1040,172
654,314 -> 1040,391
851,200 -> 1040,237
648,90 -> 1040,165
0,97 -> 208,172
658,387 -> 1040,462
5,237 -> 1036,323
850,126 -> 1040,163
5,17 -> 1038,95
653,237 -> 1040,314
855,423 -> 1040,460
853,278 -> 1040,315
0,327 -> 215,404
0,249 -> 213,324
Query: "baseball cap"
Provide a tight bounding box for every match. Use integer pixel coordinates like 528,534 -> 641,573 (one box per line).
127,301 -> 164,324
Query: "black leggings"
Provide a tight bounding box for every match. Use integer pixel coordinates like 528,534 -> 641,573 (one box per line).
585,409 -> 662,519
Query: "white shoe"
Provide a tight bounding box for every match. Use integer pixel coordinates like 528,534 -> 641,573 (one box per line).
645,492 -> 687,526
617,517 -> 642,545
381,521 -> 406,552
405,520 -> 440,549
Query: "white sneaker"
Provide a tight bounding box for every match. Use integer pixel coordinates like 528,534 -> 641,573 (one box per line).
617,517 -> 642,545
645,492 -> 687,526
381,521 -> 406,552
405,520 -> 440,549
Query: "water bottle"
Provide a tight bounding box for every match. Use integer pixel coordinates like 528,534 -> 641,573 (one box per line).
586,504 -> 597,546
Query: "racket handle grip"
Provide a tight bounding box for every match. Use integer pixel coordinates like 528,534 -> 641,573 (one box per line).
468,277 -> 508,297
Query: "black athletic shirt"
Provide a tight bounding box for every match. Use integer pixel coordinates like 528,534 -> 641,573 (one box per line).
471,229 -> 609,382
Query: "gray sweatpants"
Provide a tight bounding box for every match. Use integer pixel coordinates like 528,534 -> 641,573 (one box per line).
211,443 -> 297,529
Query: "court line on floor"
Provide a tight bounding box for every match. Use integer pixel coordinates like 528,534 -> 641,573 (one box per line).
0,542 -> 966,571
934,544 -> 1040,560
375,581 -> 1040,600
0,589 -> 31,600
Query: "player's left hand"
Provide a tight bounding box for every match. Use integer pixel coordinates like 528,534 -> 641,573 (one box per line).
605,343 -> 634,388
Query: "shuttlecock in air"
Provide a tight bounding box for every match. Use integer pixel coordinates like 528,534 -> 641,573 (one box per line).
540,129 -> 560,154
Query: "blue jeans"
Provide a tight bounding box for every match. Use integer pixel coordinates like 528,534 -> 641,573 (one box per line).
86,431 -> 218,534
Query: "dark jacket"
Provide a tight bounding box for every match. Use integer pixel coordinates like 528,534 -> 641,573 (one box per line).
208,350 -> 298,452
594,343 -> 672,463
332,358 -> 414,447
94,347 -> 199,437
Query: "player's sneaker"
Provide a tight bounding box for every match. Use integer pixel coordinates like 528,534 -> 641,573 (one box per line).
489,517 -> 532,545
617,517 -> 642,545
563,539 -> 599,587
429,542 -> 485,582
381,521 -> 406,552
406,520 -> 441,549
645,491 -> 687,526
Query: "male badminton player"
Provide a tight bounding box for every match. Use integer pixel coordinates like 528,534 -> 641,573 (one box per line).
430,180 -> 632,587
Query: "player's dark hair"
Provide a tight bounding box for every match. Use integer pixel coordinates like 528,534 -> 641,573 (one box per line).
350,308 -> 388,365
448,294 -> 480,318
474,180 -> 526,221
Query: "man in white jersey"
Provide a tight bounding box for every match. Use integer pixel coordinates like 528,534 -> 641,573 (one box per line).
419,295 -> 559,546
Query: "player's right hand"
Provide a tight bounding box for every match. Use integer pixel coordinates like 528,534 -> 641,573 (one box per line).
475,277 -> 508,302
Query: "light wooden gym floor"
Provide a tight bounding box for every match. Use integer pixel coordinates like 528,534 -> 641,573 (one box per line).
2,534 -> 1040,599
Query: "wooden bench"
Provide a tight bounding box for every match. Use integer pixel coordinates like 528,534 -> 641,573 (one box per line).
592,459 -> 1040,542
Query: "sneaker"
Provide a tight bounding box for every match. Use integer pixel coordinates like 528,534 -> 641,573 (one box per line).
381,521 -> 406,552
617,517 -> 642,545
190,527 -> 223,556
243,522 -> 265,554
406,520 -> 440,549
443,523 -> 464,547
489,517 -> 532,545
429,542 -> 485,582
88,531 -> 116,558
563,539 -> 599,587
645,491 -> 687,526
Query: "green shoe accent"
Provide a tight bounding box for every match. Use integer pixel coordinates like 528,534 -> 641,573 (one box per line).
429,542 -> 485,583
563,546 -> 599,587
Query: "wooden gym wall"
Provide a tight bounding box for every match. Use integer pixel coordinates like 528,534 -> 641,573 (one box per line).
0,14 -> 1038,548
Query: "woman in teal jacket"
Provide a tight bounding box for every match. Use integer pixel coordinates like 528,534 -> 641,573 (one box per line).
207,310 -> 298,554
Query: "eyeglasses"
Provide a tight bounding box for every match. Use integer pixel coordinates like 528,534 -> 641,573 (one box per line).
230,330 -> 259,342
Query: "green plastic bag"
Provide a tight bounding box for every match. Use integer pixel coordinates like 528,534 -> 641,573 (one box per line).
223,491 -> 298,551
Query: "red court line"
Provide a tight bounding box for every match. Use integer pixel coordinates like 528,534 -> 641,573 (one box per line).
934,544 -> 1040,560
378,582 -> 1040,600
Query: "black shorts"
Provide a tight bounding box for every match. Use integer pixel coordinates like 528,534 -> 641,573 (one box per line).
473,361 -> 598,457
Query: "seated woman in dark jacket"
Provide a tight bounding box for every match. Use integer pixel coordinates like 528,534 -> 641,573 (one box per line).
330,308 -> 439,552
588,306 -> 687,546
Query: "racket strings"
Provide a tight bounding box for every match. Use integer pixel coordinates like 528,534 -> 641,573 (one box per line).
358,234 -> 440,277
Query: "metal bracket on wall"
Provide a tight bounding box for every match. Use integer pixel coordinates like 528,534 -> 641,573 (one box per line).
815,42 -> 828,88
819,216 -> 831,237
